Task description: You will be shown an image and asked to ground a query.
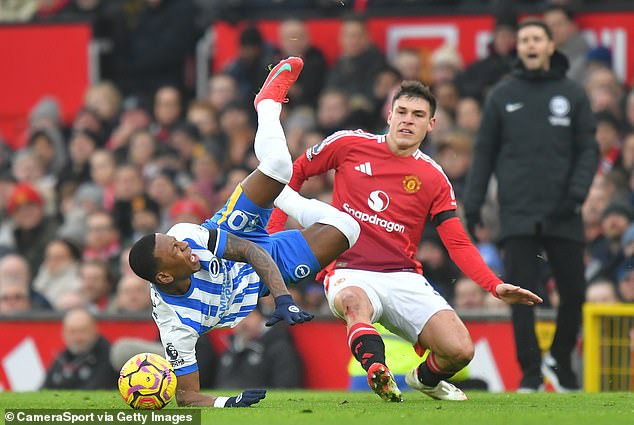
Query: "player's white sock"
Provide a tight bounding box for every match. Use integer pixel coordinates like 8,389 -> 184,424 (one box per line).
274,186 -> 360,248
254,99 -> 292,184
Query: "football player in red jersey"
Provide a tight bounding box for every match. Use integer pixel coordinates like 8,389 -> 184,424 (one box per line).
268,81 -> 542,402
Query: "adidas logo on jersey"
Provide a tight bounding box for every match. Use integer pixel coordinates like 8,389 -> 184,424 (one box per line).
354,162 -> 373,176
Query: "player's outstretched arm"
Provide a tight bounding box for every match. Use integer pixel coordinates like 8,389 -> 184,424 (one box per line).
222,232 -> 313,325
495,283 -> 543,306
175,371 -> 266,407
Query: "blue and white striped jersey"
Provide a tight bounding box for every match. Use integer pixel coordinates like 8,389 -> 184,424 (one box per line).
151,223 -> 262,376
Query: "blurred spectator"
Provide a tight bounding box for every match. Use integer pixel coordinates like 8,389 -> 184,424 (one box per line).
276,18 -> 327,107
595,110 -> 622,175
453,277 -> 486,310
78,259 -> 113,312
112,164 -> 146,241
455,97 -> 483,137
0,183 -> 59,273
114,0 -> 198,100
147,170 -> 183,229
392,49 -> 422,82
0,279 -> 32,316
187,100 -> 221,142
455,12 -> 516,99
433,130 -> 473,201
0,253 -> 50,311
10,149 -> 55,213
215,308 -> 303,389
169,122 -> 202,171
316,89 -> 351,135
71,107 -> 106,143
223,25 -> 276,101
43,308 -> 117,389
585,278 -> 619,304
617,266 -> 634,302
588,202 -> 632,284
433,80 -> 461,121
151,85 -> 184,144
127,129 -> 158,174
326,16 -> 386,106
32,238 -> 82,310
430,44 -> 463,86
107,275 -> 151,314
583,66 -> 624,117
206,73 -> 240,113
57,183 -> 104,243
89,149 -> 116,209
83,81 -> 122,133
107,96 -> 152,152
214,167 -> 250,211
543,4 -> 590,84
83,210 -> 121,273
56,129 -> 101,200
27,128 -> 67,179
13,96 -> 63,152
583,46 -> 613,77
188,147 -> 222,206
130,194 -> 161,242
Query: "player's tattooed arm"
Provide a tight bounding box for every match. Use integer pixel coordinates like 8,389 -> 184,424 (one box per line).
222,232 -> 290,298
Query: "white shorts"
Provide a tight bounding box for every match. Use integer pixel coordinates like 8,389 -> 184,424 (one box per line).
324,269 -> 453,344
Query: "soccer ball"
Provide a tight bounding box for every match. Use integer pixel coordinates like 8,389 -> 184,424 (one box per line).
118,353 -> 177,409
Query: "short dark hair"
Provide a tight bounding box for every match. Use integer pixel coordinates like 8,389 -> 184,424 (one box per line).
129,234 -> 159,283
518,18 -> 553,41
392,81 -> 437,117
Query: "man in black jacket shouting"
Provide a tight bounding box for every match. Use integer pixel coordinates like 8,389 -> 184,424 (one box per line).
464,19 -> 598,392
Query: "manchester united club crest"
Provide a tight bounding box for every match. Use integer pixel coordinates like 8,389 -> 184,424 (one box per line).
402,175 -> 421,193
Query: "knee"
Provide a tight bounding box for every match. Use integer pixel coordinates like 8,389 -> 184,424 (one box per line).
446,342 -> 474,369
335,287 -> 372,319
452,343 -> 475,367
336,287 -> 362,309
436,340 -> 474,370
258,153 -> 292,184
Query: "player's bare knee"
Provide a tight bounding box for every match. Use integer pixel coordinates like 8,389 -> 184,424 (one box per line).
446,342 -> 474,368
335,287 -> 369,313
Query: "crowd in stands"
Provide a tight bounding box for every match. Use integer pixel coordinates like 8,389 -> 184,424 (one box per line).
1,0 -> 634,325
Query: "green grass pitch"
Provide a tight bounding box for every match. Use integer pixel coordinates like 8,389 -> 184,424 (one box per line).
1,390 -> 632,425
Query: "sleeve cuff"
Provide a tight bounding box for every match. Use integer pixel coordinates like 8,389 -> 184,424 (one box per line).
213,396 -> 230,408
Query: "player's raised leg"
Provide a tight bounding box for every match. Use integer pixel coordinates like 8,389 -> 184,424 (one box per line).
405,310 -> 470,400
241,56 -> 304,208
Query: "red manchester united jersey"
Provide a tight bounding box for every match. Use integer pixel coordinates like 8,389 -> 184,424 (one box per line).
293,129 -> 457,273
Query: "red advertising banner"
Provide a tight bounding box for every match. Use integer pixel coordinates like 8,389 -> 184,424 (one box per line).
0,319 -> 522,392
213,12 -> 634,85
0,24 -> 91,149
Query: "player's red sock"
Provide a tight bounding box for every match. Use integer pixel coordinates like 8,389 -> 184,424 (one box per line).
347,323 -> 385,371
416,352 -> 455,387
